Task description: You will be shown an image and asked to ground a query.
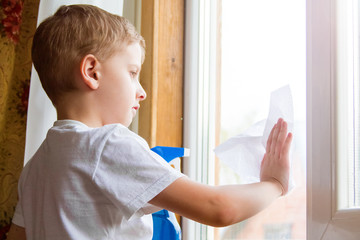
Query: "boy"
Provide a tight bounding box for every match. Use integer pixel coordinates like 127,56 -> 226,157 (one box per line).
7,4 -> 292,240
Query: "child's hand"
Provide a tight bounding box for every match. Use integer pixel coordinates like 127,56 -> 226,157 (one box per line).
260,118 -> 293,196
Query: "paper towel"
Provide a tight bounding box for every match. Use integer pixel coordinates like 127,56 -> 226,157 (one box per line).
214,85 -> 295,191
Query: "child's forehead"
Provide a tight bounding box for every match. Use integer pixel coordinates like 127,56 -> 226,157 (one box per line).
118,43 -> 142,62
107,43 -> 142,67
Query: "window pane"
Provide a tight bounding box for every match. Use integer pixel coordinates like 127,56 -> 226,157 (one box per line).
336,0 -> 360,210
353,0 -> 360,207
214,0 -> 306,239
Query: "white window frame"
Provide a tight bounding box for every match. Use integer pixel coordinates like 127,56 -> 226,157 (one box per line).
307,0 -> 360,238
183,0 -> 218,239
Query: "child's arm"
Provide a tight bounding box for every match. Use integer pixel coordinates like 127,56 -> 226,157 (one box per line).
149,118 -> 292,227
6,223 -> 26,240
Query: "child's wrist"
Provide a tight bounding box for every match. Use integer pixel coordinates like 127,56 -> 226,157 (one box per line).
263,178 -> 284,197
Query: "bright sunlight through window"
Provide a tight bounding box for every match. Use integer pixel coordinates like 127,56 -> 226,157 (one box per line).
214,0 -> 306,239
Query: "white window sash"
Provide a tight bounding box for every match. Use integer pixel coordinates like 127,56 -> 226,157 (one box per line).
307,0 -> 360,238
183,0 -> 218,239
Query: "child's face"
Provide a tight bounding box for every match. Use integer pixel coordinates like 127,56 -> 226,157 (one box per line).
97,43 -> 146,127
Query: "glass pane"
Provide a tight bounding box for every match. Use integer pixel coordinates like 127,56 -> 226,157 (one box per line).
352,0 -> 360,208
214,0 -> 306,239
336,0 -> 360,209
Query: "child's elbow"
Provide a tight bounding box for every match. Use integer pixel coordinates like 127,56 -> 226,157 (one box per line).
212,208 -> 236,227
207,194 -> 238,227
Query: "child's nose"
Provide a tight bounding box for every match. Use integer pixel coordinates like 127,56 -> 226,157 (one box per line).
138,84 -> 147,101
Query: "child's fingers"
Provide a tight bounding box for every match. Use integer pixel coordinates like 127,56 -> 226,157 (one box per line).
275,120 -> 288,158
270,118 -> 283,155
281,132 -> 293,157
261,154 -> 266,168
266,123 -> 276,154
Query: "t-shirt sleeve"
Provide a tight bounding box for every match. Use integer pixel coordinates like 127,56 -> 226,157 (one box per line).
12,200 -> 25,227
93,128 -> 184,220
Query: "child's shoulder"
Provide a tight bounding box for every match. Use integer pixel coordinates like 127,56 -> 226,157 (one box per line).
103,123 -> 150,150
49,120 -> 150,153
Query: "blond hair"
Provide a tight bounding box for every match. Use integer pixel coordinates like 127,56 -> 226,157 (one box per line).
32,4 -> 145,105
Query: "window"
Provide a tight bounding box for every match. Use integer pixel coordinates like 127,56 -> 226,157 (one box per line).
184,0 -> 360,239
183,0 -> 306,239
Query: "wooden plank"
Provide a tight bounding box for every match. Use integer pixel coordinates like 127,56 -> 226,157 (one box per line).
139,0 -> 184,149
156,0 -> 184,147
139,0 -> 159,147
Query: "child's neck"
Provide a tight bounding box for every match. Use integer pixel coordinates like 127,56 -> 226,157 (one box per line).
56,94 -> 104,128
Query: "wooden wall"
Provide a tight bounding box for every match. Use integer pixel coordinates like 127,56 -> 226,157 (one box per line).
139,0 -> 185,148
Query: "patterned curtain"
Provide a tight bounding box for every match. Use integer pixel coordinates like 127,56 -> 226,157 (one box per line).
0,0 -> 39,238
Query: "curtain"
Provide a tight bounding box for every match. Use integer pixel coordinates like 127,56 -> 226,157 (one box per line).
0,1 -> 123,238
0,0 -> 39,238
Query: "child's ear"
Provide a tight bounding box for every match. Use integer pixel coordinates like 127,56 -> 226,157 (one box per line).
80,54 -> 100,90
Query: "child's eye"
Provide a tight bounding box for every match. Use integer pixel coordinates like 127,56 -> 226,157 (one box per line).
130,71 -> 137,78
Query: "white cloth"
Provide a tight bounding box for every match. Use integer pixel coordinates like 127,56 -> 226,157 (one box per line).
25,0 -> 124,164
13,120 -> 184,240
214,85 -> 295,192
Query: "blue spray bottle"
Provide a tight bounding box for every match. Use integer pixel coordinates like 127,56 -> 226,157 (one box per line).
150,146 -> 190,240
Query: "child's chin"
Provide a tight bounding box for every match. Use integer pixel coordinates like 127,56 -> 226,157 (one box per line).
124,119 -> 133,128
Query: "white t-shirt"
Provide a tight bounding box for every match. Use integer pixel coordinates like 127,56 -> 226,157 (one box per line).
12,120 -> 184,240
